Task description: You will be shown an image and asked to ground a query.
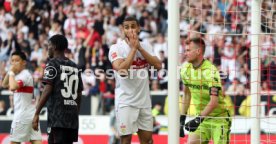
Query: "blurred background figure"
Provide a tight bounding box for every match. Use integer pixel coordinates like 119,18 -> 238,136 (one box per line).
0,100 -> 6,115
109,106 -> 120,144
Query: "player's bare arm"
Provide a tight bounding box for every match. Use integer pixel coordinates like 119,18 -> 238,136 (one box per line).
179,86 -> 192,137
112,32 -> 138,73
8,66 -> 20,91
200,93 -> 219,117
2,73 -> 9,88
138,47 -> 162,70
112,49 -> 136,71
32,84 -> 53,131
182,87 -> 191,115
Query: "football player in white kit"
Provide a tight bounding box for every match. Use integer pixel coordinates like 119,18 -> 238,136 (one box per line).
108,16 -> 162,144
2,51 -> 42,144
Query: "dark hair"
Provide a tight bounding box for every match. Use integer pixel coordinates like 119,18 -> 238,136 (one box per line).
11,51 -> 27,61
186,37 -> 206,53
49,34 -> 68,51
123,16 -> 139,25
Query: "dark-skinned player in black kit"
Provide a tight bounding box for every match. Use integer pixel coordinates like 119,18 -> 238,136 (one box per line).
32,34 -> 83,144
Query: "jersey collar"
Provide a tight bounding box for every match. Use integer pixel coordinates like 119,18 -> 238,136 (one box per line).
193,59 -> 205,69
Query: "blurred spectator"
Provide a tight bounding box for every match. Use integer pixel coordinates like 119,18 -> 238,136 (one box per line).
158,50 -> 168,90
53,3 -> 67,27
0,100 -> 6,115
151,80 -> 160,91
13,1 -> 28,26
239,95 -> 251,117
49,20 -> 62,37
108,106 -> 120,144
15,31 -> 31,55
221,41 -> 239,82
30,43 -> 42,62
90,40 -> 105,70
261,81 -> 271,92
102,79 -> 115,114
226,78 -> 246,115
152,34 -> 167,60
153,116 -> 161,134
268,57 -> 276,90
152,103 -> 162,117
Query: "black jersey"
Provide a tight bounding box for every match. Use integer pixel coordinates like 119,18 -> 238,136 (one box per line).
42,57 -> 83,129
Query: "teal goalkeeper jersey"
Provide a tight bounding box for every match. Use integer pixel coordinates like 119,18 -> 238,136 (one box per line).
180,60 -> 228,117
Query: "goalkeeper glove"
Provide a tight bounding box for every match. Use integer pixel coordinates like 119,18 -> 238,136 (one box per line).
179,115 -> 186,137
184,116 -> 204,132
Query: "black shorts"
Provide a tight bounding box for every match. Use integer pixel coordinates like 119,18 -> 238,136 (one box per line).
48,127 -> 78,144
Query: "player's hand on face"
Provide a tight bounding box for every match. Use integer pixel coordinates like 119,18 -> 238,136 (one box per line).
10,65 -> 16,73
126,31 -> 140,50
32,114 -> 39,131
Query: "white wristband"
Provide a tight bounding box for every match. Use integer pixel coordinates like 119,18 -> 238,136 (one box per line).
8,71 -> 15,76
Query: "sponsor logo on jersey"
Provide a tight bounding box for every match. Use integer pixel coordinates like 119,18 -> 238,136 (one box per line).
184,84 -> 209,90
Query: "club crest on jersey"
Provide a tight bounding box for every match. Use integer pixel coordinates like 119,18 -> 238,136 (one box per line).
111,52 -> 117,59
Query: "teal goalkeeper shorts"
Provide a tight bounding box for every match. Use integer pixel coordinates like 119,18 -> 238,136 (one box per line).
189,116 -> 232,144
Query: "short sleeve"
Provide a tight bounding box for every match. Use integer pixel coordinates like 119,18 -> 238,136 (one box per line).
180,63 -> 190,85
108,44 -> 124,63
207,65 -> 222,88
42,60 -> 57,85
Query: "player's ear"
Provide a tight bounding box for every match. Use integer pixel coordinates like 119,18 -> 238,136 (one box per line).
52,45 -> 57,51
137,25 -> 141,34
197,49 -> 200,55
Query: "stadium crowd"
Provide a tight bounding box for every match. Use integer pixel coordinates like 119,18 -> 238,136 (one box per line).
0,0 -> 275,116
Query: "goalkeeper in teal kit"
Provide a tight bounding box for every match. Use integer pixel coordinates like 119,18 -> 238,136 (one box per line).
179,37 -> 231,144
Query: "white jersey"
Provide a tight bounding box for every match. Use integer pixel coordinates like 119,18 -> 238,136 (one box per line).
13,69 -> 36,124
108,40 -> 155,108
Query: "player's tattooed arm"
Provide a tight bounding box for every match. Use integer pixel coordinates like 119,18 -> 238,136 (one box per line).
33,84 -> 53,130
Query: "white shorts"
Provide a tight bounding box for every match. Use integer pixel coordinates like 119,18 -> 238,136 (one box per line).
116,106 -> 153,136
10,121 -> 42,142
